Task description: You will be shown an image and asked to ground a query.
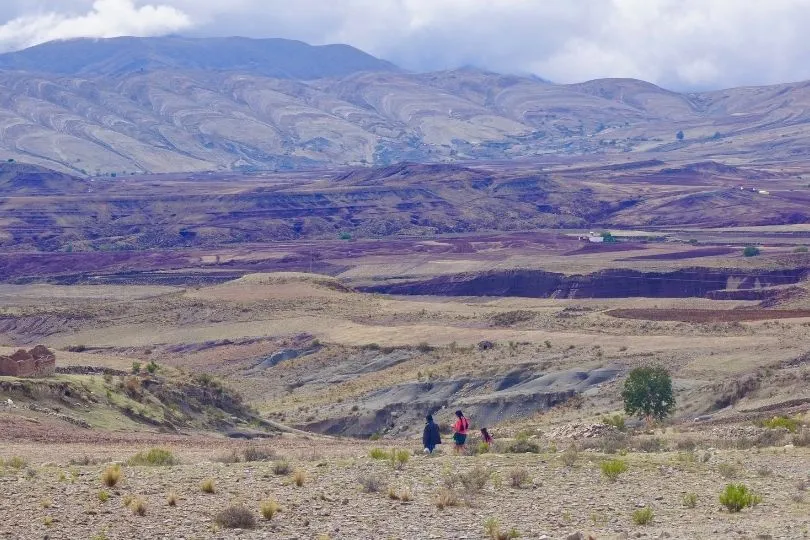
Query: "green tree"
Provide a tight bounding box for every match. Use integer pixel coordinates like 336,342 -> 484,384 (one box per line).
742,246 -> 761,257
621,366 -> 675,422
676,130 -> 684,141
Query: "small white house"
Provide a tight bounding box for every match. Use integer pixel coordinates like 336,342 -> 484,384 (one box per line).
588,231 -> 604,243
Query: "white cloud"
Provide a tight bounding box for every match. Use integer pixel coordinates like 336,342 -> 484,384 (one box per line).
0,0 -> 191,52
3,0 -> 810,90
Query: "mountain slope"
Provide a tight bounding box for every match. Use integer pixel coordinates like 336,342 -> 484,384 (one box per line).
1,37 -> 810,173
0,36 -> 398,79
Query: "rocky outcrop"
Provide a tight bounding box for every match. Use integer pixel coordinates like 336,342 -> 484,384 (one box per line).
361,267 -> 810,299
0,345 -> 55,377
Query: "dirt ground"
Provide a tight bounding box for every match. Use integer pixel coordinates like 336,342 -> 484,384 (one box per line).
1,430 -> 810,539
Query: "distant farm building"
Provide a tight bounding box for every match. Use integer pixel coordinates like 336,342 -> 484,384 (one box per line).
0,345 -> 56,377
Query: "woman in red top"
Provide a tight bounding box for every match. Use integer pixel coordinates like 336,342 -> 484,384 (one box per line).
452,410 -> 469,453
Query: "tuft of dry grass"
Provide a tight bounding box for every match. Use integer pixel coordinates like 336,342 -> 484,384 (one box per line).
167,491 -> 178,507
293,469 -> 306,487
272,461 -> 291,475
201,478 -> 215,493
260,499 -> 280,520
101,464 -> 122,487
130,498 -> 146,516
434,487 -> 459,509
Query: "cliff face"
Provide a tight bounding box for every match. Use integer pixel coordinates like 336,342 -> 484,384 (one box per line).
360,267 -> 810,299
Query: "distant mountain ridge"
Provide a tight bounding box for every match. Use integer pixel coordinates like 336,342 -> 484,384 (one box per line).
0,36 -> 398,78
1,36 -> 810,173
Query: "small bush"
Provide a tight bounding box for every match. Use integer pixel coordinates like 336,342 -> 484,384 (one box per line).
272,461 -> 291,475
167,492 -> 178,507
743,246 -> 761,257
446,464 -> 491,492
260,499 -> 280,520
505,439 -> 540,454
508,467 -> 529,488
359,474 -> 384,493
600,459 -> 628,481
434,487 -> 459,509
390,449 -> 410,470
128,448 -> 179,466
602,414 -> 626,431
636,437 -> 664,453
682,492 -> 698,508
293,469 -> 306,487
101,464 -> 122,487
717,462 -> 738,479
388,486 -> 412,502
369,448 -> 389,460
484,517 -> 521,539
793,428 -> 810,447
632,507 -> 653,525
6,456 -> 27,469
201,478 -> 215,493
416,342 -> 433,353
561,444 -> 578,467
794,246 -> 809,253
243,446 -> 276,462
719,483 -> 762,512
97,490 -> 110,503
130,498 -> 146,516
759,416 -> 800,433
476,441 -> 491,455
215,505 -> 256,529
213,450 -> 241,464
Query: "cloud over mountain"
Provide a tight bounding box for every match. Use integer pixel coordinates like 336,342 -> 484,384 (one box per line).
1,0 -> 810,90
0,0 -> 191,52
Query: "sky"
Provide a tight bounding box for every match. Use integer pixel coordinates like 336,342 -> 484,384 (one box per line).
1,0 -> 809,90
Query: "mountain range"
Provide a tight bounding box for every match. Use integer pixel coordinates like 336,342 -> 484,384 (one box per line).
0,36 -> 810,174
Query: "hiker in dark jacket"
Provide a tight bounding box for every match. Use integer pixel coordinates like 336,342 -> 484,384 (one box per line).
423,414 -> 442,454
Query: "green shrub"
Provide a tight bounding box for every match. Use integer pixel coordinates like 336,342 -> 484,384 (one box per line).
390,449 -> 410,470
759,415 -> 800,433
622,366 -> 674,421
128,448 -> 179,466
369,448 -> 390,460
505,439 -> 540,454
682,492 -> 698,508
4,456 -> 27,469
97,490 -> 110,503
743,246 -> 761,257
719,483 -> 762,512
215,505 -> 256,529
632,507 -> 653,525
484,517 -> 521,539
600,459 -> 629,481
602,414 -> 626,431
131,362 -> 141,374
